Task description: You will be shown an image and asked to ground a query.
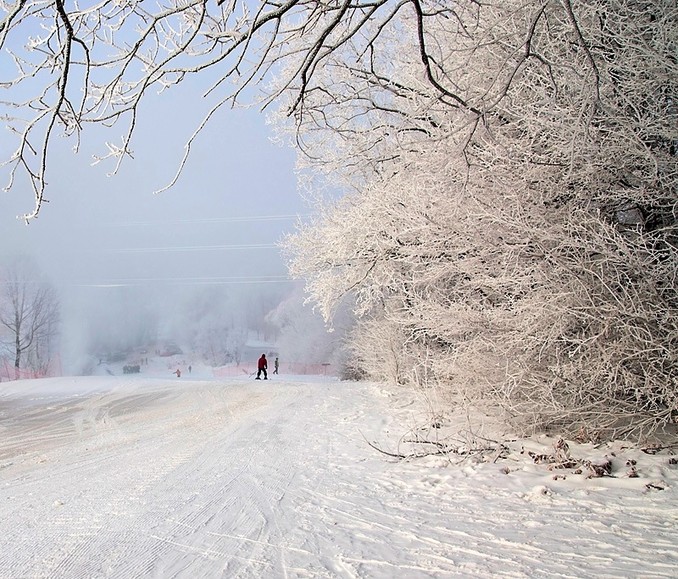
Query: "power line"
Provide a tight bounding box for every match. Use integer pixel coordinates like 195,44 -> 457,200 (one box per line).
105,214 -> 313,228
103,243 -> 279,254
66,275 -> 296,288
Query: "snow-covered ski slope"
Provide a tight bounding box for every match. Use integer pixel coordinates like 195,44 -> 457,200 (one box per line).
1,375 -> 676,578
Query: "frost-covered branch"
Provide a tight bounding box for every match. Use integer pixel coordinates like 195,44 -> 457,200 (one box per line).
1,0 -> 501,219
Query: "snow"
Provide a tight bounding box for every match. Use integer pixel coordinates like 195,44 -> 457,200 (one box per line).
1,372 -> 677,578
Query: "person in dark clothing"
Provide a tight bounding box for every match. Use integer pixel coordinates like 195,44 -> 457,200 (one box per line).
256,354 -> 268,380
273,357 -> 279,375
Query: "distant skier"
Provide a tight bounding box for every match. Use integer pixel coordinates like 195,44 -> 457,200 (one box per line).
273,357 -> 279,375
256,354 -> 268,380
173,368 -> 181,378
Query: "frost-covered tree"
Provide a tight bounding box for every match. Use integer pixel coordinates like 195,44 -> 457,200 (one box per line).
265,284 -> 351,368
0,259 -> 60,379
283,1 -> 678,440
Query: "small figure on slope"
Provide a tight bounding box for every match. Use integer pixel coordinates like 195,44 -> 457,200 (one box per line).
273,357 -> 279,375
256,354 -> 268,380
173,368 -> 181,378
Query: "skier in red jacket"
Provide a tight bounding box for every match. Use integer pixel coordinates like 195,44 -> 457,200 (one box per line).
256,354 -> 268,380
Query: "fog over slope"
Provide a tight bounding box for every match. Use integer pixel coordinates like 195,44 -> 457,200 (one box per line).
1,96 -> 328,375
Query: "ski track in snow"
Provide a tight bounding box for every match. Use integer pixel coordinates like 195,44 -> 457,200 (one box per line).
0,376 -> 677,578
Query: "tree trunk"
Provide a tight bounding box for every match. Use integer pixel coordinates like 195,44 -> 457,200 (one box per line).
14,335 -> 20,381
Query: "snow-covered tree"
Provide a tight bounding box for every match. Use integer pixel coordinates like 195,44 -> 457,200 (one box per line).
283,1 -> 677,440
0,259 -> 60,379
265,284 -> 351,367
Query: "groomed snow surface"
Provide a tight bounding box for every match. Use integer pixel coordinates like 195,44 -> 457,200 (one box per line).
1,372 -> 676,578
